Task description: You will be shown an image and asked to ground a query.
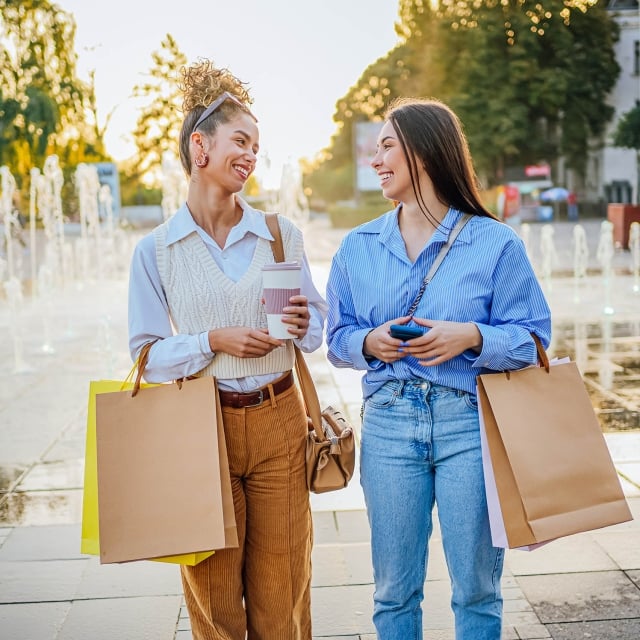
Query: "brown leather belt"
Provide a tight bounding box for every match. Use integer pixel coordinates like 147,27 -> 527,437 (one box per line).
218,371 -> 294,409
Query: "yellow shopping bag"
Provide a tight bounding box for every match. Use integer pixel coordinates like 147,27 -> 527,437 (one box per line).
80,370 -> 215,566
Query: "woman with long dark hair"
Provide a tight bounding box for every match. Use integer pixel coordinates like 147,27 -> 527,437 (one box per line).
326,98 -> 551,639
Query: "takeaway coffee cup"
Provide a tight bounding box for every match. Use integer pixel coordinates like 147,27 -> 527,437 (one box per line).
262,262 -> 302,339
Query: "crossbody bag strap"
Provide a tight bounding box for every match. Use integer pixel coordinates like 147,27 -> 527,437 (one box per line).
406,213 -> 472,317
265,213 -> 326,441
266,213 -> 285,263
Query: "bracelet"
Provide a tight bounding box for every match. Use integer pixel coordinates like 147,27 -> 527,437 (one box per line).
363,328 -> 376,362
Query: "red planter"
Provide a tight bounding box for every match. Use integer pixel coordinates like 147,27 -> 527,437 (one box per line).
607,204 -> 640,250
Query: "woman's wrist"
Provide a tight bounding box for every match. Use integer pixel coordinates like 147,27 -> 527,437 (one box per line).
207,330 -> 217,356
363,328 -> 376,361
467,322 -> 482,353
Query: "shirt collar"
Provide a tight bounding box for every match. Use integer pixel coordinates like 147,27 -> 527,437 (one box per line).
359,204 -> 471,246
163,196 -> 273,247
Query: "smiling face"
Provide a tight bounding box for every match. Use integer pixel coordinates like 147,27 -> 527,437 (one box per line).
196,111 -> 259,193
370,120 -> 417,203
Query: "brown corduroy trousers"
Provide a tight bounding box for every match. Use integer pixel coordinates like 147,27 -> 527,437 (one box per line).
180,382 -> 312,640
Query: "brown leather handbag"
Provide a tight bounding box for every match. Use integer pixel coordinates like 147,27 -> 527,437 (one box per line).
266,213 -> 356,493
294,346 -> 356,493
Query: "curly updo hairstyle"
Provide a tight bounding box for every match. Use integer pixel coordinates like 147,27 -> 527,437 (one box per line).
178,59 -> 253,175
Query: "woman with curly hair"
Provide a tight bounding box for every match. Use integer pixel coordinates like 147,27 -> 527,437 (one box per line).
128,59 -> 326,639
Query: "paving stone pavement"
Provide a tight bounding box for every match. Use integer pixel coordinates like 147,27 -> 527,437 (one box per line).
0,214 -> 639,639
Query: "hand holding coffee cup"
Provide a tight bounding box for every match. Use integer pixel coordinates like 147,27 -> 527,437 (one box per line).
262,262 -> 302,339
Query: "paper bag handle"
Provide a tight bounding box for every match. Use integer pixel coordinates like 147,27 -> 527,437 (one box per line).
131,342 -> 154,397
531,333 -> 550,372
129,341 -> 185,397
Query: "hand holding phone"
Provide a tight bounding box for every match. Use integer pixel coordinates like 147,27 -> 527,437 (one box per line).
389,324 -> 424,340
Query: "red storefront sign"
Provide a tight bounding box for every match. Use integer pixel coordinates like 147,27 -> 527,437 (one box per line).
524,164 -> 551,178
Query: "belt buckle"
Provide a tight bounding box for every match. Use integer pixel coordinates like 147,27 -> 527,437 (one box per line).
245,389 -> 264,408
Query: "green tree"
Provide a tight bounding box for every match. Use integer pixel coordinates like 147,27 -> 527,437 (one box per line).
613,105 -> 640,204
0,0 -> 105,186
306,0 -> 620,203
613,105 -> 640,151
431,0 -> 550,179
401,0 -> 619,180
131,34 -> 187,185
305,1 -> 440,203
83,69 -> 113,159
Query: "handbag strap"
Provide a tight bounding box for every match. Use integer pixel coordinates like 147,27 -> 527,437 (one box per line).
406,213 -> 472,317
266,212 -> 286,263
265,213 -> 326,442
294,347 -> 325,441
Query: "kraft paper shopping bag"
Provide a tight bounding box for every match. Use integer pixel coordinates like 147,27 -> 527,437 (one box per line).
82,344 -> 237,564
149,386 -> 237,563
81,378 -> 218,565
95,375 -> 231,564
477,339 -> 632,549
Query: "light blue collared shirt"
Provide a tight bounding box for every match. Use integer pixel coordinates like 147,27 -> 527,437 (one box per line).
128,197 -> 327,391
326,206 -> 552,398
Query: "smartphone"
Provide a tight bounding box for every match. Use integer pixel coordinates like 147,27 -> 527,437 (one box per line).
389,324 -> 424,340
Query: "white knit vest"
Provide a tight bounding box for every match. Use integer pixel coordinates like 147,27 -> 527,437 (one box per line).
153,215 -> 302,379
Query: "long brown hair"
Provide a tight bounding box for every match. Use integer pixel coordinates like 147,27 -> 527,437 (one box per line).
385,98 -> 498,224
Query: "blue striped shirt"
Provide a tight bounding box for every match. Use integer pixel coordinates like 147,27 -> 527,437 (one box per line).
326,206 -> 552,398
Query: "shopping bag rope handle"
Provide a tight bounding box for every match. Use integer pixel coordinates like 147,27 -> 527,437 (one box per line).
129,341 -> 184,397
131,342 -> 154,397
531,333 -> 550,372
265,213 -> 326,442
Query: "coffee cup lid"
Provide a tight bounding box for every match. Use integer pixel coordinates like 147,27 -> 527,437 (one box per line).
262,261 -> 301,271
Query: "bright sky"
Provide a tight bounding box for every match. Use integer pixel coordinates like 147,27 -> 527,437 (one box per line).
56,0 -> 400,188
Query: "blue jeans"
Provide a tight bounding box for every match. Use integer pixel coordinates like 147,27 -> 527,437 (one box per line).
361,380 -> 504,640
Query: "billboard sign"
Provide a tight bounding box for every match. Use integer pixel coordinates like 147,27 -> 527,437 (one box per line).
354,121 -> 383,192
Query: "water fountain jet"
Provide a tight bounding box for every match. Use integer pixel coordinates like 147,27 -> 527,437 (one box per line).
572,224 -> 589,303
596,220 -> 615,315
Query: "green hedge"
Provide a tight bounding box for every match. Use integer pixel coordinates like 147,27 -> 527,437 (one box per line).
328,197 -> 390,228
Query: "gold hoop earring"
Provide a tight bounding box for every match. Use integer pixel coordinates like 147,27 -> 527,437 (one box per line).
195,153 -> 209,168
